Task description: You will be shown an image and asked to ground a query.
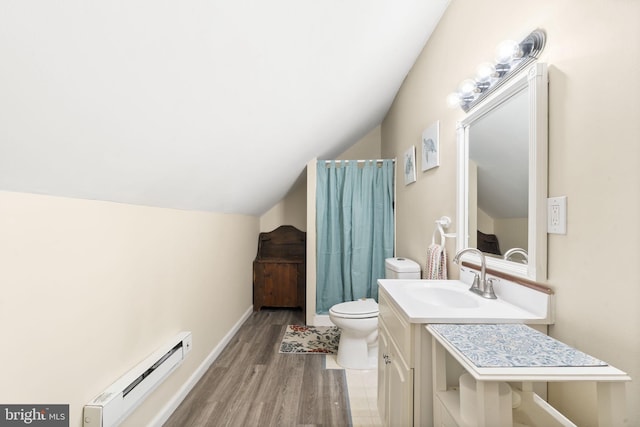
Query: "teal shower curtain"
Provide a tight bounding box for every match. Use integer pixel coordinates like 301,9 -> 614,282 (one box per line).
316,159 -> 395,314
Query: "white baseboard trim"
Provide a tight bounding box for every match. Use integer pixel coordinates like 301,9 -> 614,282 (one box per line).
149,305 -> 254,426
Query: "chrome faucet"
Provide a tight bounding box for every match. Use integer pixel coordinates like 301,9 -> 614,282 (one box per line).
453,248 -> 497,299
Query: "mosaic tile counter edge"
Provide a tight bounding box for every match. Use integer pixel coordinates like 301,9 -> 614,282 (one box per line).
429,324 -> 608,368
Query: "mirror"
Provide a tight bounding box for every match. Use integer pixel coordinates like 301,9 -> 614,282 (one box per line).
470,90 -> 529,260
456,63 -> 548,280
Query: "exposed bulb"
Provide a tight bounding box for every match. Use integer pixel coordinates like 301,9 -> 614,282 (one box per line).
475,62 -> 496,82
446,92 -> 462,108
458,79 -> 477,97
495,39 -> 522,64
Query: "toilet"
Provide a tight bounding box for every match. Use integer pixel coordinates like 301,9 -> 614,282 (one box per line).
329,257 -> 421,369
329,298 -> 379,369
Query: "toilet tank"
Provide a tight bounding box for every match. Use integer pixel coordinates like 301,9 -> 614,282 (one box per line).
385,257 -> 421,279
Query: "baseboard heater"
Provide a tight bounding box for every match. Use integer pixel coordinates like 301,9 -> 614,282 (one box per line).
83,331 -> 192,427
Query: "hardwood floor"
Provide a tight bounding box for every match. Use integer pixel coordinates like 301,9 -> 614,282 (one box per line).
164,309 -> 351,427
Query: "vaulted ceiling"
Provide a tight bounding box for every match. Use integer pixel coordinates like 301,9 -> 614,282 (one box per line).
0,1 -> 449,215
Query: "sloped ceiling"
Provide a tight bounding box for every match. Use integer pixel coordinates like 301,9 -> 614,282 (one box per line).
0,1 -> 449,215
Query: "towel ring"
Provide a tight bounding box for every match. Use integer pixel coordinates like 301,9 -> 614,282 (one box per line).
432,216 -> 456,246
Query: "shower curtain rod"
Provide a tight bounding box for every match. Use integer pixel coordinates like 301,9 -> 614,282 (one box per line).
323,159 -> 395,164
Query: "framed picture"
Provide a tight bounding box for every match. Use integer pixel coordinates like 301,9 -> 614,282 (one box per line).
421,121 -> 440,171
403,146 -> 417,185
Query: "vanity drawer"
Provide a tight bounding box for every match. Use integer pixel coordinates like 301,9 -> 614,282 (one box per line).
379,290 -> 412,363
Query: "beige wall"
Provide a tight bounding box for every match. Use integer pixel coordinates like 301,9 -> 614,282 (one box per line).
336,125 -> 382,161
260,125 -> 383,234
382,1 -> 640,425
0,190 -> 258,426
495,217 -> 528,252
260,170 -> 307,232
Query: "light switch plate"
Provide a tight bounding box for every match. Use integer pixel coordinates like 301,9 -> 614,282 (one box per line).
547,196 -> 567,234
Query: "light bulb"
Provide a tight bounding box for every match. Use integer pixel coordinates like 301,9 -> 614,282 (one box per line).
446,92 -> 462,108
476,62 -> 496,82
495,40 -> 521,64
458,79 -> 477,97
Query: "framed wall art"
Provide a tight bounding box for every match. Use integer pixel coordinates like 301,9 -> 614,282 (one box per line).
404,146 -> 417,185
421,121 -> 440,171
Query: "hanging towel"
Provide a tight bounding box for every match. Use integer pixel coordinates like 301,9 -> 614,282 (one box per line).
425,243 -> 448,280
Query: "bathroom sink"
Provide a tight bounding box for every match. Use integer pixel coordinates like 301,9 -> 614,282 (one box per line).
377,279 -> 552,323
406,286 -> 479,308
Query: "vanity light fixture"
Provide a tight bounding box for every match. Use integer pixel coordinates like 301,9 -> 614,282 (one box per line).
447,29 -> 546,112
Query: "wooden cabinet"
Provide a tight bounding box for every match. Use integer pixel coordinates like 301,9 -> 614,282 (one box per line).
253,261 -> 304,310
253,226 -> 305,313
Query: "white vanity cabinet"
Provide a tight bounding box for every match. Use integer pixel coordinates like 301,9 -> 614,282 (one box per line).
377,276 -> 556,427
378,287 -> 434,426
378,315 -> 413,426
378,290 -> 414,426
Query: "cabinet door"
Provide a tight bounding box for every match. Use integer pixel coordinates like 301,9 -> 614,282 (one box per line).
262,263 -> 298,307
378,325 -> 390,424
379,320 -> 414,427
388,342 -> 413,427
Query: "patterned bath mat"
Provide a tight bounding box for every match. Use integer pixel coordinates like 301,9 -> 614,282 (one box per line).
279,325 -> 341,354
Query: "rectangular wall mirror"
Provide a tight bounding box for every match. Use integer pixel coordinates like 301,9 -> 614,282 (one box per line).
456,63 -> 548,280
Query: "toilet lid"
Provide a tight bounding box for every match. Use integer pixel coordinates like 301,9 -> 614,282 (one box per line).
330,298 -> 378,317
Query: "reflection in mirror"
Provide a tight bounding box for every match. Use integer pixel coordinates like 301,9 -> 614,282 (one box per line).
469,89 -> 529,262
456,63 -> 548,280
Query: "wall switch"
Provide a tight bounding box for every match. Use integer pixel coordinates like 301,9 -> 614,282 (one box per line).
547,196 -> 567,234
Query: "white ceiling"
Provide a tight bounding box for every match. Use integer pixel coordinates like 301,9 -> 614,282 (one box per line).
0,1 -> 449,215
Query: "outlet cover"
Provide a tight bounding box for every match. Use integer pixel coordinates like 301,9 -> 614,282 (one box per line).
547,196 -> 567,234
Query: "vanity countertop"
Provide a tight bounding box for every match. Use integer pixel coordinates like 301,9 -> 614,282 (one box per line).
378,278 -> 552,324
427,323 -> 630,382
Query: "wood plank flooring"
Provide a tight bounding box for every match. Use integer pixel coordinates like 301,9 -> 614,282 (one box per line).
164,309 -> 351,427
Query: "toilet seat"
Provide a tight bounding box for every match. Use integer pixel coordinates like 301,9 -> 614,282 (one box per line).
329,298 -> 378,319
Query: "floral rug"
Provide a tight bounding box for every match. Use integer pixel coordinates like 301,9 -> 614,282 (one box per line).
279,325 -> 341,354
